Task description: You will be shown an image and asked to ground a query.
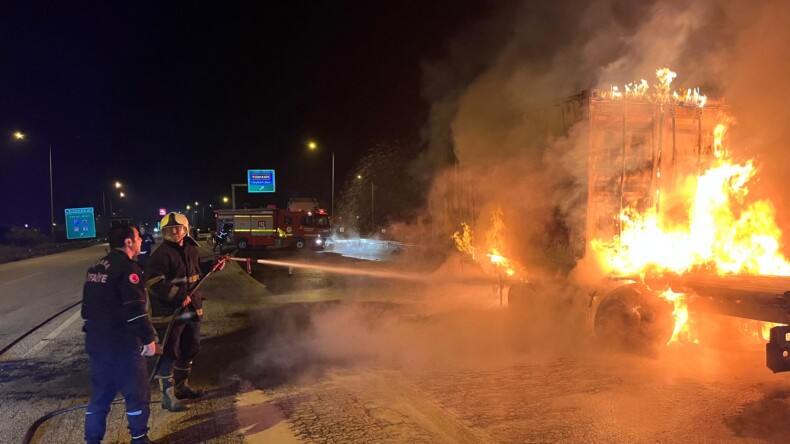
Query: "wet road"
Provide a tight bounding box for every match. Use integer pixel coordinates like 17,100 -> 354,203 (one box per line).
3,242 -> 790,443
236,246 -> 790,443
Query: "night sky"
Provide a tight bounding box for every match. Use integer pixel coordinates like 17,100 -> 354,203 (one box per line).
0,1 -> 487,231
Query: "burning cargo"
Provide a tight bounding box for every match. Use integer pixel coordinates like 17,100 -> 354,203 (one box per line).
483,69 -> 790,370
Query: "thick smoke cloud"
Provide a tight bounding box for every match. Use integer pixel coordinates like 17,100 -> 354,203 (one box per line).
417,0 -> 790,269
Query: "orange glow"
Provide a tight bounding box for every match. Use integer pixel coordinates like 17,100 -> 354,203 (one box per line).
452,222 -> 476,262
593,155 -> 790,277
660,289 -> 697,345
603,67 -> 706,107
452,208 -> 526,278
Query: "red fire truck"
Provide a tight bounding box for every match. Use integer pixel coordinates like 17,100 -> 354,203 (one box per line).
215,207 -> 331,250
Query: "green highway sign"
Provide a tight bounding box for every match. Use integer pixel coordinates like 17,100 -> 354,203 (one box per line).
247,169 -> 276,193
65,207 -> 96,240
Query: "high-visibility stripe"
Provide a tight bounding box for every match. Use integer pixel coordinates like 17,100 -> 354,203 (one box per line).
147,275 -> 165,287
127,314 -> 148,323
127,410 -> 143,416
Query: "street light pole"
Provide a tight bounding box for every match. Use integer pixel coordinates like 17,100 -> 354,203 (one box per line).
48,145 -> 54,241
332,151 -> 335,218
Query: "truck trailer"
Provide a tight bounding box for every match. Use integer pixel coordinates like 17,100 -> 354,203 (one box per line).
506,86 -> 790,371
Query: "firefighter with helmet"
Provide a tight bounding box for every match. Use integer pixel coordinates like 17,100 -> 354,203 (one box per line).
145,212 -> 224,412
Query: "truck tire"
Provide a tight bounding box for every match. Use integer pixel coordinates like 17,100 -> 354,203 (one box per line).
293,237 -> 305,249
237,238 -> 249,250
592,282 -> 672,352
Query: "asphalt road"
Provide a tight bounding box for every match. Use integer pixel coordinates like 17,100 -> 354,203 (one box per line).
0,243 -> 107,354
3,242 -> 790,443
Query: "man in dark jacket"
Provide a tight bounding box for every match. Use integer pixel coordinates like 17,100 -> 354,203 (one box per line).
137,225 -> 155,268
82,224 -> 158,444
146,212 -> 223,412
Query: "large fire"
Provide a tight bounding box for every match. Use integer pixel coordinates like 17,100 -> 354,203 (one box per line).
452,207 -> 525,278
594,68 -> 789,343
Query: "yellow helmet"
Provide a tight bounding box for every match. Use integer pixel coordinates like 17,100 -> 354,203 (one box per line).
160,212 -> 190,243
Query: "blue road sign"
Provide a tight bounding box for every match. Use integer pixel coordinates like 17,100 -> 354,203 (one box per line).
65,207 -> 96,240
247,169 -> 276,193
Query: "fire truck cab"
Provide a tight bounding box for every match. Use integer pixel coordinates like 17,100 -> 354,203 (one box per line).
287,208 -> 332,250
215,207 -> 331,250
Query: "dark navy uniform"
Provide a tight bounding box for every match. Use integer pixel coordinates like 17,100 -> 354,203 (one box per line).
146,236 -> 214,394
137,229 -> 156,268
82,249 -> 157,442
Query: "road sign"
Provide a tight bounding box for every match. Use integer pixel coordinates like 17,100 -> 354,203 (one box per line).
65,207 -> 96,240
247,169 -> 276,193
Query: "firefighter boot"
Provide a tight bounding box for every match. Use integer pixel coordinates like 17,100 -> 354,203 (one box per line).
174,365 -> 204,399
158,377 -> 186,412
130,435 -> 159,444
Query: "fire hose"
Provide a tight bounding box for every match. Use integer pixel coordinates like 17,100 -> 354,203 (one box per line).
149,257 -> 227,382
21,255 -> 228,444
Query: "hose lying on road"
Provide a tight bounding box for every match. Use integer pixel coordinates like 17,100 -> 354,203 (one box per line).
0,300 -> 82,358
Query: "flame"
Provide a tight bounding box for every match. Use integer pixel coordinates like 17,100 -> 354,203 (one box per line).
452,222 -> 476,261
592,70 -> 790,346
593,155 -> 790,277
603,67 -> 706,107
451,208 -> 526,278
660,289 -> 697,345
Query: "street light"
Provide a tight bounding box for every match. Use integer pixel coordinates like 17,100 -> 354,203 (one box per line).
308,140 -> 334,217
102,181 -> 124,231
12,131 -> 55,240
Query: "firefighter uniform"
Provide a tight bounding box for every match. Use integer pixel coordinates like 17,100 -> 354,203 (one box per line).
146,229 -> 215,411
82,249 -> 157,443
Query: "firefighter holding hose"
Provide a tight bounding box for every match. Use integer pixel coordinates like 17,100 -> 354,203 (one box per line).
146,212 -> 225,412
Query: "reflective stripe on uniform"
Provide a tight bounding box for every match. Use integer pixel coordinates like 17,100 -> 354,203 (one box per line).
127,410 -> 143,416
127,314 -> 148,323
146,275 -> 165,287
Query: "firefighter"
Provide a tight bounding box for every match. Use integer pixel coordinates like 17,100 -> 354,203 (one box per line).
82,224 -> 158,444
146,212 -> 224,412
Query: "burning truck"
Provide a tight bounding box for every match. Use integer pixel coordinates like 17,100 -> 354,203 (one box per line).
457,69 -> 790,371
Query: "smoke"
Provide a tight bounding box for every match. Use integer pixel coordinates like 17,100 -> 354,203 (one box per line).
411,0 -> 790,273
242,277 -> 596,381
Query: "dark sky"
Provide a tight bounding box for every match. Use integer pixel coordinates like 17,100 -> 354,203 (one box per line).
0,1 -> 489,231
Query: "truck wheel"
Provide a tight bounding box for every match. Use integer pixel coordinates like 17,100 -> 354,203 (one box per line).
593,284 -> 672,352
237,238 -> 249,250
294,237 -> 305,249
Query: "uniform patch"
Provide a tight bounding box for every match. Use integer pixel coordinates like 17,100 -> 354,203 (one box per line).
129,273 -> 140,284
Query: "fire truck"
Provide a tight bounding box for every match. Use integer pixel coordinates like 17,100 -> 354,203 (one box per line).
215,206 -> 331,250
506,86 -> 790,371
